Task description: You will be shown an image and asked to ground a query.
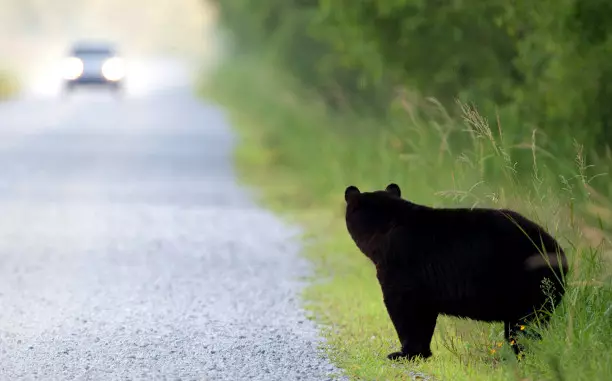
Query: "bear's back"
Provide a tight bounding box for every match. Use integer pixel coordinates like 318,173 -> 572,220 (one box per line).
392,206 -> 562,261
379,206 -> 565,321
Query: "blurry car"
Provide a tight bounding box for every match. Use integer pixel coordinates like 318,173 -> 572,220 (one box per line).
62,41 -> 126,94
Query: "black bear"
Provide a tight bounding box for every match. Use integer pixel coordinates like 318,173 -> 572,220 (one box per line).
344,183 -> 568,361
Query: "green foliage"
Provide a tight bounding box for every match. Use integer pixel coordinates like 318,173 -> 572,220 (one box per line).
216,0 -> 612,161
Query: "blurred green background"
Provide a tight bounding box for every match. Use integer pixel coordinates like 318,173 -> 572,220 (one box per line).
210,0 -> 612,196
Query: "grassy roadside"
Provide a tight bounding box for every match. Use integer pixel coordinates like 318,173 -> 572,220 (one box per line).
201,56 -> 612,381
0,67 -> 19,100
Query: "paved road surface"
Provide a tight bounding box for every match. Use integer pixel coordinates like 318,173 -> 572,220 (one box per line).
0,69 -> 343,380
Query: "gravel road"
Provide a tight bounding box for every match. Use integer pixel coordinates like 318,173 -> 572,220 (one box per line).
0,71 -> 344,380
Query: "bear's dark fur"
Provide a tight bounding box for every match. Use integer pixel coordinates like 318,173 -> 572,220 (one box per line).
344,183 -> 568,361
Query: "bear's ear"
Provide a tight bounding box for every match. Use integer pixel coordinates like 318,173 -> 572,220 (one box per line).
385,183 -> 401,197
344,185 -> 360,203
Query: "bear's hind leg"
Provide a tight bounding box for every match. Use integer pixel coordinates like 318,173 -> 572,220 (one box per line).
504,320 -> 525,356
383,293 -> 438,361
505,314 -> 549,357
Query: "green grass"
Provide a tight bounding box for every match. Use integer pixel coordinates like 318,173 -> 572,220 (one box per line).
0,67 -> 19,100
201,55 -> 612,381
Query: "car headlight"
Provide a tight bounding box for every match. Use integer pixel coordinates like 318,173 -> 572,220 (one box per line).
101,57 -> 125,81
63,57 -> 83,80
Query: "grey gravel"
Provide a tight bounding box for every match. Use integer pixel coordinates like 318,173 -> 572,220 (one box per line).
0,79 -> 346,380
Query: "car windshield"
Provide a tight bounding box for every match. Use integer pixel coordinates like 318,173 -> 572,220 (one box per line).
71,45 -> 116,58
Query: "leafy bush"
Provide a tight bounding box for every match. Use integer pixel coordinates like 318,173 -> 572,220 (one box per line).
214,0 -> 612,170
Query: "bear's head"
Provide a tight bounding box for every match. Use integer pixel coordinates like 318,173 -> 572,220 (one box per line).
344,183 -> 404,262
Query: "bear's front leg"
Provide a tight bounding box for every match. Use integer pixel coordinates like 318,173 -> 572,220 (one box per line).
382,290 -> 438,361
